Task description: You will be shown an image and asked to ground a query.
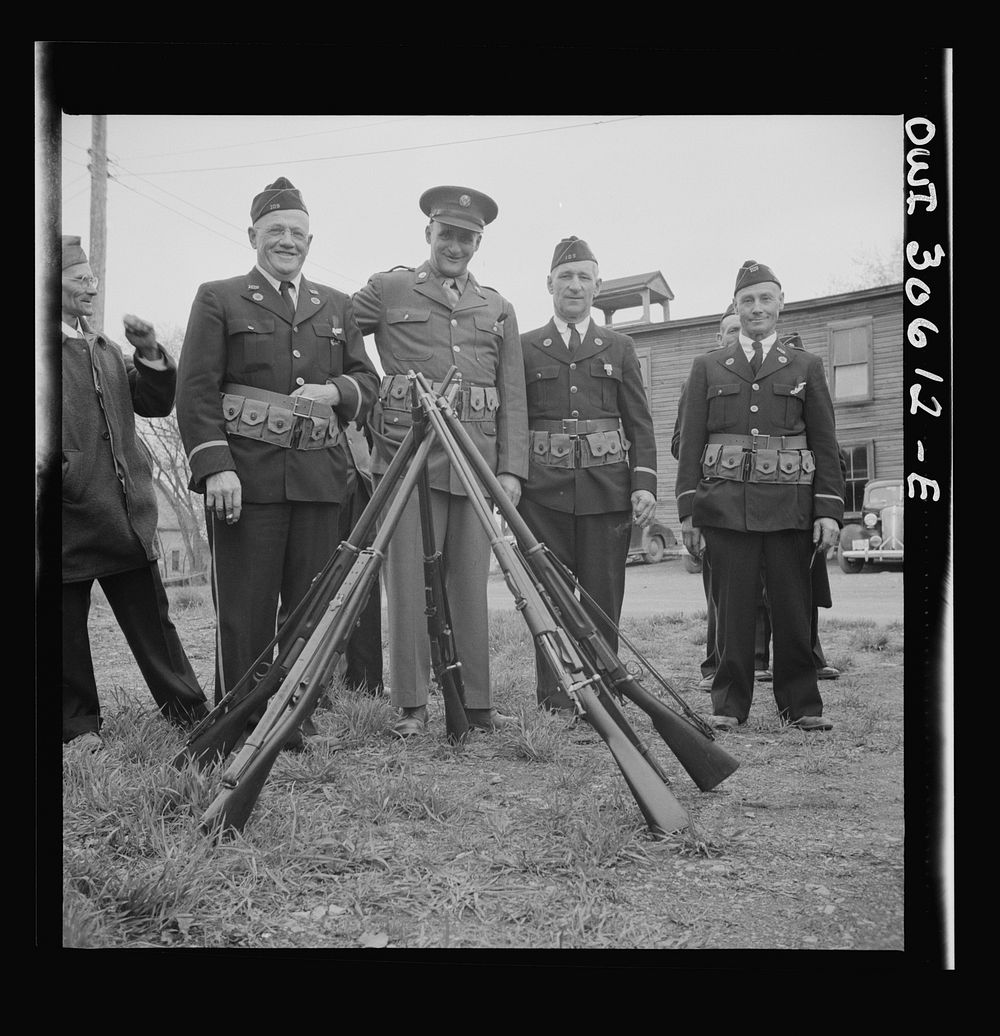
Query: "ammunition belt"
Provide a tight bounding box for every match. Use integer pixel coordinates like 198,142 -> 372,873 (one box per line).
377,374 -> 499,440
529,419 -> 630,470
701,433 -> 814,485
220,383 -> 342,451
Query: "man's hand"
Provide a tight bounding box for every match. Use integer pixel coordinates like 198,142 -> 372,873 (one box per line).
497,473 -> 522,507
291,383 -> 342,407
206,470 -> 243,525
631,490 -> 656,528
812,517 -> 840,553
681,516 -> 704,559
122,313 -> 161,361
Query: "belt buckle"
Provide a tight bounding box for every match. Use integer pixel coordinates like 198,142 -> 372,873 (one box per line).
562,418 -> 579,435
292,396 -> 316,418
751,433 -> 770,452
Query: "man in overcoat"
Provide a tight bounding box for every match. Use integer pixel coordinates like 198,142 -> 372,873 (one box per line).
61,235 -> 208,749
352,185 -> 529,736
176,178 -> 379,730
676,259 -> 844,731
518,236 -> 657,710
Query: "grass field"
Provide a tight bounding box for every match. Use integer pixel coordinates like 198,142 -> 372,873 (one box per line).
61,585 -> 905,951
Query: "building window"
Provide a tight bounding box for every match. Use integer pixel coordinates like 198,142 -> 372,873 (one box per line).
171,550 -> 181,572
828,317 -> 873,402
840,441 -> 874,517
635,348 -> 651,399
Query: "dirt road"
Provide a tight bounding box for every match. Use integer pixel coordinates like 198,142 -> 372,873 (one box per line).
488,558 -> 903,625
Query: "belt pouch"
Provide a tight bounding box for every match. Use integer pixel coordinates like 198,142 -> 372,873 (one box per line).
777,449 -> 802,483
262,404 -> 295,447
799,450 -> 816,484
548,433 -> 574,469
222,393 -> 245,435
719,444 -> 746,481
298,414 -> 332,450
750,448 -> 779,483
530,430 -> 550,464
236,398 -> 268,439
701,442 -> 722,478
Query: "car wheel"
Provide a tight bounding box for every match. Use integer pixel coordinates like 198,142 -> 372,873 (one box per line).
837,524 -> 865,574
644,536 -> 665,564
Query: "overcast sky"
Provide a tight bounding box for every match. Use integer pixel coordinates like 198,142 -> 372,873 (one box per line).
57,114 -> 902,363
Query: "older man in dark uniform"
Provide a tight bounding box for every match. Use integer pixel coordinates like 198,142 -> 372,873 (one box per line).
676,260 -> 844,732
353,186 -> 529,736
61,236 -> 208,750
176,178 -> 379,726
518,236 -> 657,711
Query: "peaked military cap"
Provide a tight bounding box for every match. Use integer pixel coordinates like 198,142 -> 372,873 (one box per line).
250,176 -> 308,224
419,185 -> 498,232
550,236 -> 598,270
734,259 -> 781,294
62,235 -> 88,269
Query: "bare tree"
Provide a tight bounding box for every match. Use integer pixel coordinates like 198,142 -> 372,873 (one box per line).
826,239 -> 904,294
135,324 -> 209,581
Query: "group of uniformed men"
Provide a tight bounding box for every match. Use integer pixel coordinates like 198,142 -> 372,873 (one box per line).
60,175 -> 844,750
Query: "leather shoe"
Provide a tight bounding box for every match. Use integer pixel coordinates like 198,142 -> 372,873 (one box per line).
790,715 -> 834,732
466,708 -> 517,731
66,730 -> 103,753
392,706 -> 428,737
754,669 -> 773,683
710,715 -> 740,731
816,666 -> 841,680
697,675 -> 714,692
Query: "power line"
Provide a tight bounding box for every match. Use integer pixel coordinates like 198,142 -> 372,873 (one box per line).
117,115 -> 420,162
107,174 -> 360,291
107,154 -> 361,286
117,116 -> 643,177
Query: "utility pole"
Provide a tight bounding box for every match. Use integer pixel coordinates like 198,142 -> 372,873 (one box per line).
88,115 -> 107,331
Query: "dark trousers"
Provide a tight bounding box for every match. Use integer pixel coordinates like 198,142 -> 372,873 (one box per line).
62,563 -> 208,741
339,478 -> 383,694
517,499 -> 632,706
207,501 -> 341,704
755,604 -> 828,670
703,527 -> 823,723
700,550 -> 717,677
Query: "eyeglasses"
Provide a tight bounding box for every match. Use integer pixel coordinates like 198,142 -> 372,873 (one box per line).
68,275 -> 99,290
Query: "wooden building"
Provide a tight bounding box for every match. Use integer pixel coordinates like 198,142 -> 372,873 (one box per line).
153,483 -> 208,585
614,279 -> 904,533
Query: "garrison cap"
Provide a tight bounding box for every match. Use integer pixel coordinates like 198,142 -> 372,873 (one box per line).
734,259 -> 781,294
550,236 -> 598,271
781,331 -> 804,350
250,177 -> 308,225
722,302 -> 736,318
62,235 -> 88,269
419,185 -> 498,233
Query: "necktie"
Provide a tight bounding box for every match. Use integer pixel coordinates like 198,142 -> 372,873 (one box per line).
279,280 -> 296,320
750,339 -> 763,375
567,322 -> 582,355
442,277 -> 460,308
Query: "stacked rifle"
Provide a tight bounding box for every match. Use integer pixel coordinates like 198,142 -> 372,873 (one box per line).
173,370 -> 739,836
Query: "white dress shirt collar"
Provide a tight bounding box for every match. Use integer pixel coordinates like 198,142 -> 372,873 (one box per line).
553,313 -> 591,342
739,330 -> 777,360
255,264 -> 302,295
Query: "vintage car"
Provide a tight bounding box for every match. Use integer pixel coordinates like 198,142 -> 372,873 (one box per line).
837,477 -> 904,573
627,520 -> 676,564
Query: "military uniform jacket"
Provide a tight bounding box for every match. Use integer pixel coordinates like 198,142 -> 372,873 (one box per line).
176,269 -> 379,503
352,261 -> 529,496
675,338 -> 844,532
521,319 -> 656,515
62,319 -> 174,582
